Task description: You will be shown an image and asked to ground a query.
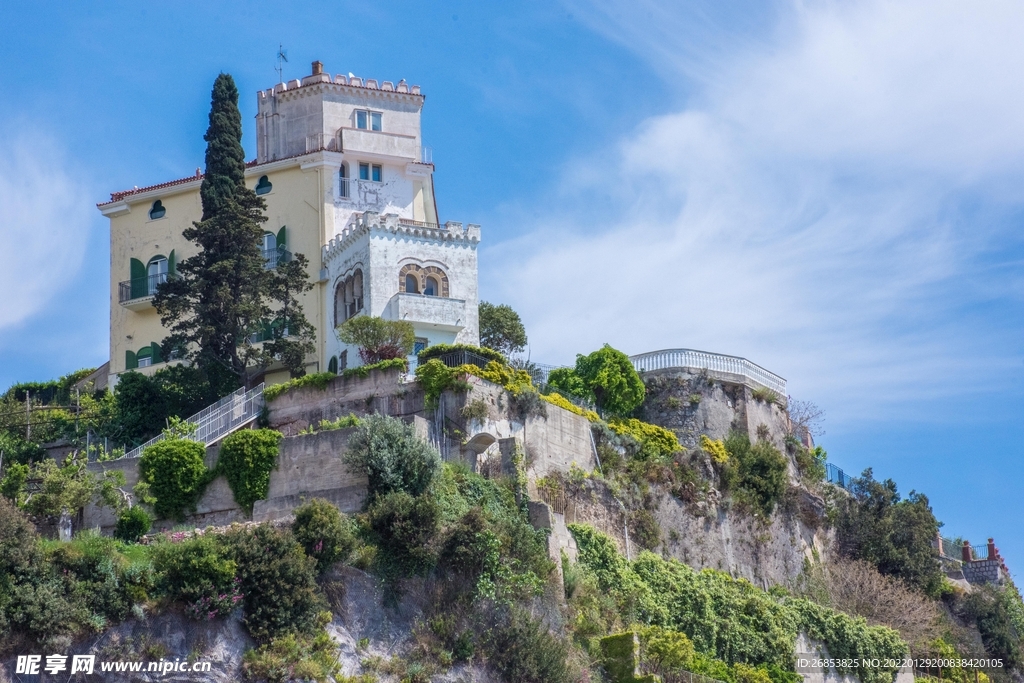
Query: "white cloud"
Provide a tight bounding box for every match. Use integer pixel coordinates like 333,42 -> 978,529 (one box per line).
486,0 -> 1024,420
0,135 -> 93,331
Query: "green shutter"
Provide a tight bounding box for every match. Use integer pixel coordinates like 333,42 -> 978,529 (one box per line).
151,342 -> 163,364
168,250 -> 176,276
277,226 -> 287,250
125,350 -> 137,370
130,258 -> 147,299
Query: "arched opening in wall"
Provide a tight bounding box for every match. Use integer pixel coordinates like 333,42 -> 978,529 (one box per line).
463,432 -> 499,475
147,256 -> 168,295
424,276 -> 439,297
405,274 -> 419,294
149,200 -> 166,220
335,268 -> 365,325
328,356 -> 338,374
255,175 -> 272,195
339,163 -> 349,198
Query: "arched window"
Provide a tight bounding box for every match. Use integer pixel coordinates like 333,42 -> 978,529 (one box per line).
255,175 -> 272,195
339,163 -> 349,198
334,268 -> 365,324
149,200 -> 166,220
424,276 -> 439,297
405,274 -> 419,294
147,256 -> 168,295
328,356 -> 338,374
262,232 -> 277,253
136,345 -> 153,368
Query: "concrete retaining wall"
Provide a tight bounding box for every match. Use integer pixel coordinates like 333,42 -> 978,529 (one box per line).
83,428 -> 365,532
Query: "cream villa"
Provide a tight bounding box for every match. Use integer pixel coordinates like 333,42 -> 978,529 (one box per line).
98,62 -> 480,386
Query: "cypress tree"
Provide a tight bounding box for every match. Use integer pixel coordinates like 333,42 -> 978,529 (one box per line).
155,74 -> 315,393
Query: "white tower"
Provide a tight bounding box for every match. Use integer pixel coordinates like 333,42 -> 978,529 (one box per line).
257,61 -> 480,371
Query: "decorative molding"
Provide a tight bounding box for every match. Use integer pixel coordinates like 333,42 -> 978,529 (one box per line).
322,211 -> 481,266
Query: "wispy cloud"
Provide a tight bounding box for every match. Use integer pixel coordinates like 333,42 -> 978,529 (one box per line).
0,134 -> 93,332
486,0 -> 1024,420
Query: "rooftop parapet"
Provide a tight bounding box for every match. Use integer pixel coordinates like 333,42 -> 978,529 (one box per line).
322,211 -> 481,265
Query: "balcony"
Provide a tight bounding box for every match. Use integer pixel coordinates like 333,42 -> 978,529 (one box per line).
384,293 -> 467,332
339,128 -> 420,161
263,247 -> 293,269
118,273 -> 170,310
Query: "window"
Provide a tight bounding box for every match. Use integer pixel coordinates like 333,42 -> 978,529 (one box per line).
147,256 -> 168,295
356,110 -> 382,131
328,356 -> 338,374
149,200 -> 166,220
424,276 -> 439,297
359,162 -> 369,180
255,175 -> 272,195
263,232 -> 277,252
339,164 -> 349,198
339,350 -> 348,371
358,163 -> 382,182
405,274 -> 419,294
136,347 -> 153,368
414,338 -> 428,355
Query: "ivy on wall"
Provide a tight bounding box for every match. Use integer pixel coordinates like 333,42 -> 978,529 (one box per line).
215,429 -> 284,514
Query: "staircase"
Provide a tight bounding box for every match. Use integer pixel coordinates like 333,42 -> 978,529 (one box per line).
118,383 -> 265,460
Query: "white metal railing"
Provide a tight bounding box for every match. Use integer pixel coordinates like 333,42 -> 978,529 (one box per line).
117,383 -> 265,460
630,348 -> 786,396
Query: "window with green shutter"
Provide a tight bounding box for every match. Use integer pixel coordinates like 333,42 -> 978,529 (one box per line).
277,226 -> 286,250
136,345 -> 154,368
168,249 -> 176,276
150,342 -> 163,364
328,356 -> 338,374
125,350 -> 138,370
130,258 -> 147,299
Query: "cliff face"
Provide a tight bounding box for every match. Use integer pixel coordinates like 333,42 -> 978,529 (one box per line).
536,367 -> 831,589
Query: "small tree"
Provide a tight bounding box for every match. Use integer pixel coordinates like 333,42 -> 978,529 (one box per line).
337,316 -> 415,365
22,455 -> 126,533
479,301 -> 528,356
552,344 -> 645,416
343,413 -> 440,499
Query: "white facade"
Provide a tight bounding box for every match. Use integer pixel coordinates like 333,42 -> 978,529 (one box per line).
322,212 -> 480,371
261,62 -> 481,371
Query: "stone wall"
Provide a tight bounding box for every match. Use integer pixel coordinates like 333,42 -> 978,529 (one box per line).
83,428 -> 365,532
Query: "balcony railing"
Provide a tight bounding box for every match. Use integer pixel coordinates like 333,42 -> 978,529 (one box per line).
263,247 -> 292,269
630,348 -> 787,396
118,273 -> 170,304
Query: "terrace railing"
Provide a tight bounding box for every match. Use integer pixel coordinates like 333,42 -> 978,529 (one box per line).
630,348 -> 787,396
118,383 -> 264,460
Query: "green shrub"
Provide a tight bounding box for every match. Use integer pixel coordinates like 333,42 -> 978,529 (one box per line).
637,625 -> 695,679
964,587 -> 1021,669
292,499 -> 356,574
723,432 -> 788,517
609,418 -> 681,461
751,387 -> 781,406
547,367 -> 592,403
224,524 -> 324,642
601,631 -> 642,683
241,620 -> 340,683
153,534 -> 239,620
138,437 -> 209,521
630,509 -> 662,551
339,357 -> 408,380
461,397 -> 490,422
216,428 -> 283,513
485,608 -> 572,683
573,344 -> 646,416
414,359 -> 460,408
367,491 -> 440,577
264,372 -> 336,402
794,445 -> 827,484
478,301 -> 529,356
417,343 -> 506,365
0,462 -> 28,505
344,413 -> 440,499
114,506 -> 152,542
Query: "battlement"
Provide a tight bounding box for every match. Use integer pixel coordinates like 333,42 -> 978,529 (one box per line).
322,211 -> 480,266
256,61 -> 426,163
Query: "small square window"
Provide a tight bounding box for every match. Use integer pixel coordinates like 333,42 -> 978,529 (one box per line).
370,112 -> 382,131
359,163 -> 370,180
356,110 -> 368,130
414,338 -> 428,355
372,164 -> 382,182
137,355 -> 152,368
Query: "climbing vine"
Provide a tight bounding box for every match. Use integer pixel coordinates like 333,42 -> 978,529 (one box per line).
215,428 -> 283,513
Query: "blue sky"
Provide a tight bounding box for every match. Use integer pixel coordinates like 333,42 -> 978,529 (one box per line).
0,1 -> 1021,569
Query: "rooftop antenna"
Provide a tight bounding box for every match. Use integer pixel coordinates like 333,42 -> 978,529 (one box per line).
275,45 -> 288,83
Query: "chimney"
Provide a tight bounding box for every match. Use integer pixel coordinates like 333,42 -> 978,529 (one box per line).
312,61 -> 323,76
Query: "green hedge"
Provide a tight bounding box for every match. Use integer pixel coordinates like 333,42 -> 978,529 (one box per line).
417,343 -> 506,365
216,429 -> 283,513
139,438 -> 210,521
